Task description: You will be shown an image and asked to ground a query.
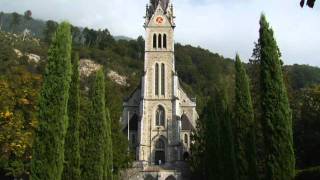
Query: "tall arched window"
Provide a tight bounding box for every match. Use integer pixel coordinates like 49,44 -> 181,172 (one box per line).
161,63 -> 165,95
163,34 -> 167,48
155,63 -> 159,95
156,106 -> 165,126
184,134 -> 188,144
158,34 -> 162,48
153,34 -> 157,48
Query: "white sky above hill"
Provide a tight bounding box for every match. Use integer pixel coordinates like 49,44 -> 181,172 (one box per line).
0,0 -> 319,67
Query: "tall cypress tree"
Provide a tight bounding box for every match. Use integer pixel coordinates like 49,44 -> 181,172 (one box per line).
205,96 -> 222,180
219,91 -> 238,180
259,14 -> 295,179
62,53 -> 80,180
205,90 -> 237,180
190,108 -> 208,179
234,55 -> 258,180
104,109 -> 113,180
31,22 -> 72,180
81,70 -> 107,180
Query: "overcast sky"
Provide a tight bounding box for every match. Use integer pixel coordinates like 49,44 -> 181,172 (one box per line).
0,0 -> 319,66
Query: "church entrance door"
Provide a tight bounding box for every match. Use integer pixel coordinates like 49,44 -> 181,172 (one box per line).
155,151 -> 165,165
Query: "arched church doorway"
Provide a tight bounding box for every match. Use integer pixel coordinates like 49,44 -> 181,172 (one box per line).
144,174 -> 156,180
155,139 -> 165,165
165,175 -> 176,180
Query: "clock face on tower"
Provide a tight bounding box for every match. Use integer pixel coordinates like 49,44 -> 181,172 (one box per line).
155,16 -> 165,25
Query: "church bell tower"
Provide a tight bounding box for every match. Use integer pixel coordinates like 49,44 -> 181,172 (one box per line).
138,0 -> 182,165
122,1 -> 198,177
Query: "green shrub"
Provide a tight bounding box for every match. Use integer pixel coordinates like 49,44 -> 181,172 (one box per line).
296,166 -> 320,180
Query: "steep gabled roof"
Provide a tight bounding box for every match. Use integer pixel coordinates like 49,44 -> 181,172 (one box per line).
181,114 -> 194,131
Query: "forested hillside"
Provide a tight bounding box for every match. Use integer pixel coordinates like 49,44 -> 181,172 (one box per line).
0,11 -> 320,179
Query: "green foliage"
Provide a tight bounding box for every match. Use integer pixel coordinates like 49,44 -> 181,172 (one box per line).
294,86 -> 320,169
0,111 -> 32,178
81,70 -> 107,180
295,166 -> 320,180
175,44 -> 235,113
0,32 -> 42,178
1,12 -> 320,179
189,113 -> 207,179
10,12 -> 21,32
0,12 -> 46,37
104,109 -> 113,180
234,55 -> 258,180
0,12 -> 4,28
219,91 -> 238,180
286,64 -> 320,90
191,90 -> 237,180
205,95 -> 222,180
62,53 -> 81,180
259,14 -> 295,179
82,28 -> 115,49
44,20 -> 58,43
31,22 -> 72,180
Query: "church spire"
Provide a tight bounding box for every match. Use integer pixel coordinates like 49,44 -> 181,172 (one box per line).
150,0 -> 170,11
147,0 -> 170,18
145,0 -> 174,27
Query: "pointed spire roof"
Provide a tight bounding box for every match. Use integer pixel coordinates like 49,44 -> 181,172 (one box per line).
149,0 -> 170,13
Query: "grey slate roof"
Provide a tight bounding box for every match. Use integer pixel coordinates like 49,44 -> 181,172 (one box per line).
181,114 -> 194,131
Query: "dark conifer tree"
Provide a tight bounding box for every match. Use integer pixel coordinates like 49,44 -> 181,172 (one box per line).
259,14 -> 295,179
81,70 -> 107,180
104,109 -> 113,180
31,22 -> 72,180
219,91 -> 238,180
234,55 -> 258,180
190,109 -> 207,179
205,97 -> 221,180
62,53 -> 80,180
204,90 -> 238,180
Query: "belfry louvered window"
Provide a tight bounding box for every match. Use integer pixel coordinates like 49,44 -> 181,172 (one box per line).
158,34 -> 162,48
163,34 -> 167,48
153,34 -> 157,48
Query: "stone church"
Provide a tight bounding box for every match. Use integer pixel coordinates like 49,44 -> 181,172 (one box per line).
122,0 -> 198,179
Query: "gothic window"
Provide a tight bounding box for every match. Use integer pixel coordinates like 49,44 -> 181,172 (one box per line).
155,139 -> 165,150
161,63 -> 165,95
156,106 -> 165,126
132,134 -> 136,145
184,134 -> 188,144
155,63 -> 159,95
163,34 -> 167,48
153,34 -> 157,48
158,34 -> 162,48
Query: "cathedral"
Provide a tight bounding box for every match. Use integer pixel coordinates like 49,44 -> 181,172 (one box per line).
122,0 -> 198,179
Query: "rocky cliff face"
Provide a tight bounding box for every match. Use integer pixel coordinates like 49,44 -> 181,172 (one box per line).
107,70 -> 129,87
79,59 -> 129,87
14,48 -> 41,63
79,59 -> 102,77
